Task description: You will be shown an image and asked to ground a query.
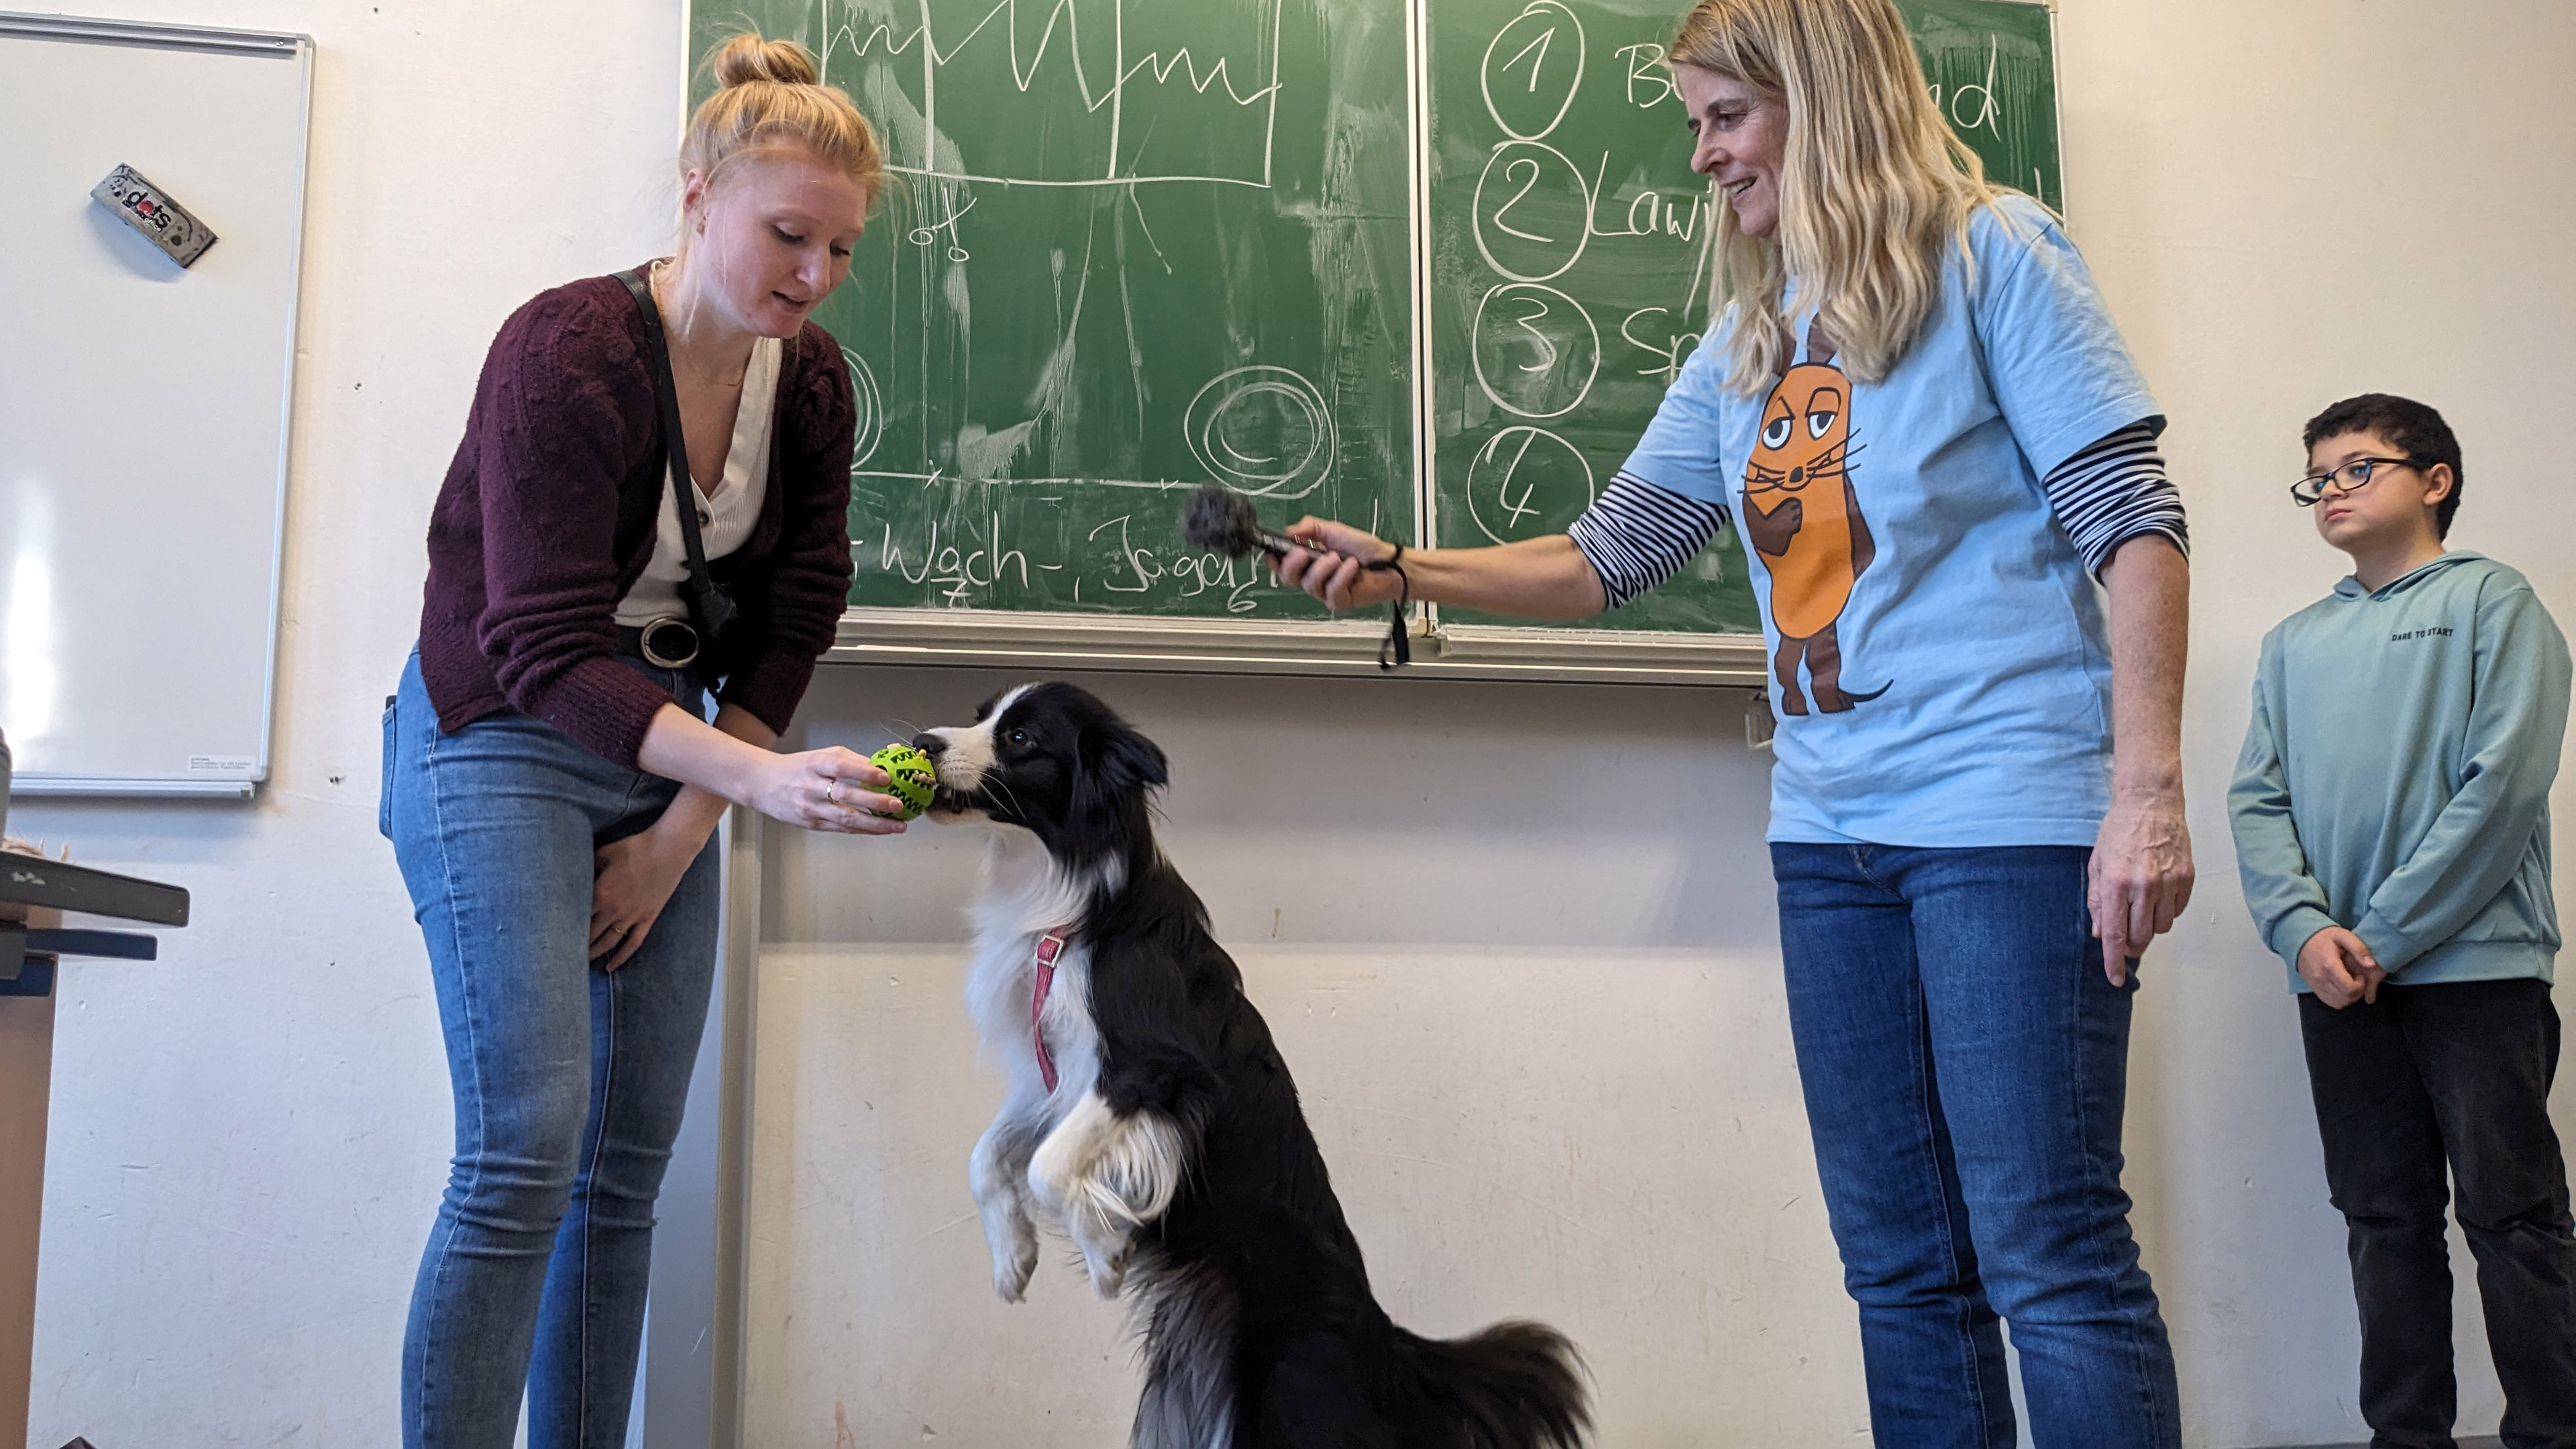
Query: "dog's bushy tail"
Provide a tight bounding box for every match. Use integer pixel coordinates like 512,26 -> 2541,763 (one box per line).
1387,1318 -> 1591,1448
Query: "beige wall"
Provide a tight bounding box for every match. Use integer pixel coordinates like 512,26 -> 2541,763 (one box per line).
13,1 -> 2574,1446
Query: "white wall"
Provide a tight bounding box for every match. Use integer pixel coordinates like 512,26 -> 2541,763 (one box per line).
10,2 -> 687,1443
2066,1 -> 2576,1441
13,2 -> 2575,1446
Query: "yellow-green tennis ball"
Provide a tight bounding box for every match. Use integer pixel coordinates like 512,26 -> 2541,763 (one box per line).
869,743 -> 937,820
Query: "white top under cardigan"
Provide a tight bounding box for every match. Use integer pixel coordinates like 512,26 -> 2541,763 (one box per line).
613,332 -> 782,628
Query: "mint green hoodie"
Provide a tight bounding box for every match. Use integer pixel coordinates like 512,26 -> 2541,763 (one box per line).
2229,551 -> 2569,992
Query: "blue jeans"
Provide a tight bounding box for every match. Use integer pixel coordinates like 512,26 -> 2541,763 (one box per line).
1773,843 -> 2181,1449
383,652 -> 720,1449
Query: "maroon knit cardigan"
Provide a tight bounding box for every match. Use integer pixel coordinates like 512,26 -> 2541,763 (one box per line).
415,270 -> 856,767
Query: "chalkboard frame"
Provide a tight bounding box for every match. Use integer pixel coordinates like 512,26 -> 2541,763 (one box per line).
686,0 -> 2063,687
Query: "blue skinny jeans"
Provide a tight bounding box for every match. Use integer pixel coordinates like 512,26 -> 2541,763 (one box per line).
382,651 -> 719,1448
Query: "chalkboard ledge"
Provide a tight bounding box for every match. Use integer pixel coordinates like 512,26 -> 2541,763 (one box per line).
828,608 -> 1766,687
1427,623 -> 1766,687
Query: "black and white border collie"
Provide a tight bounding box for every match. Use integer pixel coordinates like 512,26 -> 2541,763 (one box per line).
914,682 -> 1589,1449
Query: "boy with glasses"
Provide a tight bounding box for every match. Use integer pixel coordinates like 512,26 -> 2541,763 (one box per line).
2231,392 -> 2576,1448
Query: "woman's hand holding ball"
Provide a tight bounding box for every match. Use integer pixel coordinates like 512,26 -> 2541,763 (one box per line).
745,746 -> 908,834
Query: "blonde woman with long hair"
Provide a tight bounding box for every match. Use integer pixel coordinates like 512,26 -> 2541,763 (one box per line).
384,35 -> 895,1447
1277,0 -> 2188,1441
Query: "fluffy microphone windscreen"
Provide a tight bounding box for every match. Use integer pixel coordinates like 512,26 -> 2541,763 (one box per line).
1182,485 -> 1268,557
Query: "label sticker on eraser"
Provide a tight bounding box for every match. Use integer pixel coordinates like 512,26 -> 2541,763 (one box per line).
187,755 -> 254,773
93,164 -> 218,268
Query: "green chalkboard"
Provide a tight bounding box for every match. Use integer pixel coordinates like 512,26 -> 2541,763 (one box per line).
692,0 -> 1415,620
1425,0 -> 2059,635
688,0 -> 2056,645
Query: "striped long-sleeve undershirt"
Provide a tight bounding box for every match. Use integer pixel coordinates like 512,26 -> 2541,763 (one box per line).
1566,421 -> 2190,609
2041,421 -> 2189,577
1565,472 -> 1730,609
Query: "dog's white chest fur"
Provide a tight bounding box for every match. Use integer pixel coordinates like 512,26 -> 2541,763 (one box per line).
963,831 -> 1104,1106
957,830 -> 1183,1311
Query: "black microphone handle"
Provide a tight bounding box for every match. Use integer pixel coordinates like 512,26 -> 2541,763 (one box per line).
1250,528 -> 1402,571
1252,528 -> 1334,558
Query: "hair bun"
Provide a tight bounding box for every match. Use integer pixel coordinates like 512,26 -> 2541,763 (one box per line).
710,32 -> 818,89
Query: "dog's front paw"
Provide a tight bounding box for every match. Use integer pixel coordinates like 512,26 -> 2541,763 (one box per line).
991,1226 -> 1039,1303
980,1195 -> 1040,1303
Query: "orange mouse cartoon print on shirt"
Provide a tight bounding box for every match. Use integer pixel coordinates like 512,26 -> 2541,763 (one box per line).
1742,319 -> 1889,714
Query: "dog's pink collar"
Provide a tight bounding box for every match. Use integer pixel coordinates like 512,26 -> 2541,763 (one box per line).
1031,928 -> 1073,1094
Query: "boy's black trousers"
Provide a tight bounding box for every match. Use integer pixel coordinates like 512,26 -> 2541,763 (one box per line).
2300,977 -> 2576,1449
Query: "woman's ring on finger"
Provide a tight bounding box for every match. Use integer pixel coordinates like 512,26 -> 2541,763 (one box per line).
825,780 -> 841,806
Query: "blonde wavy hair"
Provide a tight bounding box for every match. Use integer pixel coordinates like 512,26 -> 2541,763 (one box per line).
1670,0 -> 2013,394
680,32 -> 885,248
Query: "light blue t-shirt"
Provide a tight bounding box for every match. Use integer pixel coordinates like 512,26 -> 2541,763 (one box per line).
1621,195 -> 2159,846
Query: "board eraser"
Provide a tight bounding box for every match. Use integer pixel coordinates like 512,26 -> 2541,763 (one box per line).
92,164 -> 217,268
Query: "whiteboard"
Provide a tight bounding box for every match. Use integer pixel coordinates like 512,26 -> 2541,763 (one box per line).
0,14 -> 312,798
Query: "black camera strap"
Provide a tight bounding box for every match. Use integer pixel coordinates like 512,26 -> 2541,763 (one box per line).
615,267 -> 737,646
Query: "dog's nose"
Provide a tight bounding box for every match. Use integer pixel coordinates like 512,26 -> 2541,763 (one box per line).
911,733 -> 946,759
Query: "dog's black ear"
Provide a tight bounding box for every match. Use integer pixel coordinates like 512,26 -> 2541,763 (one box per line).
1086,723 -> 1169,793
1061,717 -> 1169,863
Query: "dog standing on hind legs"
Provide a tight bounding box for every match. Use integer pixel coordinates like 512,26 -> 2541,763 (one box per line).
914,682 -> 1590,1449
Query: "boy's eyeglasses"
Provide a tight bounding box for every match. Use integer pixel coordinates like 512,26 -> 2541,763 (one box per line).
2292,455 -> 2420,506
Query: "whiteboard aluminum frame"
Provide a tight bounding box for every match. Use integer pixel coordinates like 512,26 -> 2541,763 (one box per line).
0,13 -> 313,800
0,13 -> 304,57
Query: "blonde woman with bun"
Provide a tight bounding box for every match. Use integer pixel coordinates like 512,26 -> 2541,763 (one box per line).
382,35 -> 883,1446
1277,0 -> 2189,1442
